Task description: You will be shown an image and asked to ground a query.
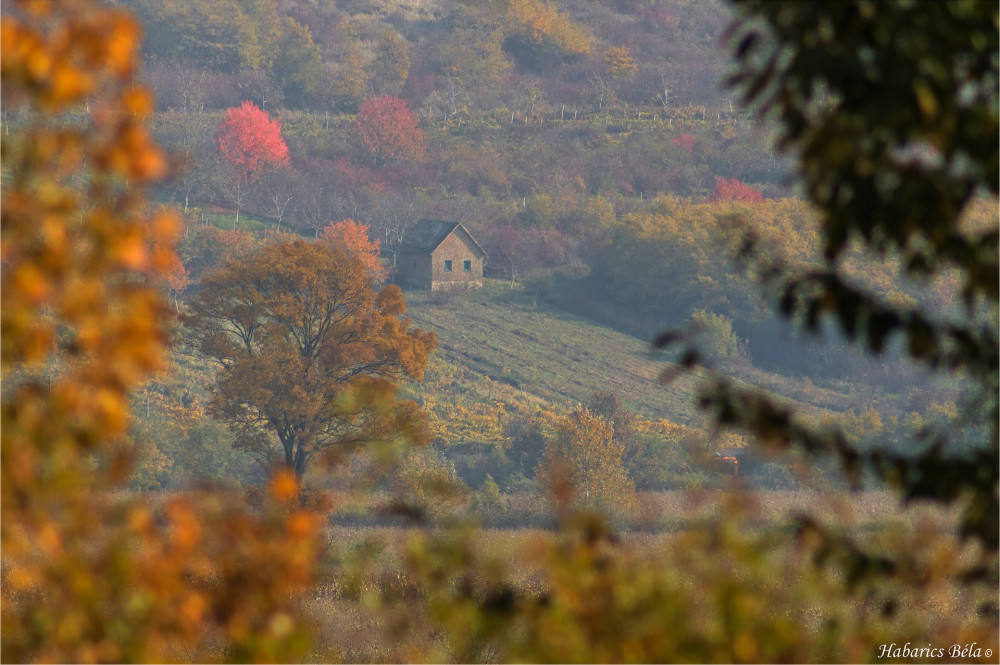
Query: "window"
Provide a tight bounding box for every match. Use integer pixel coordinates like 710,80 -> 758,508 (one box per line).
444,260 -> 452,272
463,260 -> 472,272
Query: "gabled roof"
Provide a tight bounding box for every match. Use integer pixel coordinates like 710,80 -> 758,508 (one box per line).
400,219 -> 487,257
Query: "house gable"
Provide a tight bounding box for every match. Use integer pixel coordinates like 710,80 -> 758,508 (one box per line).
397,219 -> 487,290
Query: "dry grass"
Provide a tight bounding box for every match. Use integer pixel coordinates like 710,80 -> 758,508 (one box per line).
320,483 -> 955,533
634,488 -> 949,526
302,488 -> 988,662
107,487 -> 978,661
405,284 -> 840,426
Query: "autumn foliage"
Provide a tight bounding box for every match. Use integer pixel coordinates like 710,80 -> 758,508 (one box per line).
319,218 -> 389,283
507,0 -> 596,57
1,4 -> 322,661
217,100 -> 290,178
707,176 -> 764,203
355,95 -> 426,168
6,2 -> 996,663
604,45 -> 638,79
216,101 -> 290,226
670,132 -> 695,155
536,408 -> 634,514
184,239 -> 436,480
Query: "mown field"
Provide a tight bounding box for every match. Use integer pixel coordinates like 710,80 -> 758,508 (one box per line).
404,281 -> 842,426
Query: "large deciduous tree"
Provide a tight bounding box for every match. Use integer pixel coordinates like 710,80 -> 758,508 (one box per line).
216,100 -> 290,227
505,0 -> 595,69
355,95 -> 426,169
129,0 -> 282,72
433,3 -> 511,102
185,239 -> 436,480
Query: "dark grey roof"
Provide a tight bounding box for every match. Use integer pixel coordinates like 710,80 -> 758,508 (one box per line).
400,219 -> 459,252
400,219 -> 487,257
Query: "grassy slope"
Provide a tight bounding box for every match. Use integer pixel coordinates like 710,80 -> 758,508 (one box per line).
403,281 -> 840,425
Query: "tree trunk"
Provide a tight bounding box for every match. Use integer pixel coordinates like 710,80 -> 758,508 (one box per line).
294,444 -> 308,481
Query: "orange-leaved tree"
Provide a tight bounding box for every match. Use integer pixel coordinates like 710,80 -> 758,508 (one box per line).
604,45 -> 638,80
1,4 -> 324,661
319,218 -> 389,283
184,239 -> 436,480
506,0 -> 596,59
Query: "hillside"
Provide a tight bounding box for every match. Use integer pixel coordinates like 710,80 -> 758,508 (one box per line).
108,0 -> 980,481
403,282 -> 839,428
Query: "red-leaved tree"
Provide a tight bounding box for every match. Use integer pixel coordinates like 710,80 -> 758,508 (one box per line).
355,95 -> 426,169
707,176 -> 763,203
670,133 -> 695,155
217,101 -> 291,227
319,219 -> 389,283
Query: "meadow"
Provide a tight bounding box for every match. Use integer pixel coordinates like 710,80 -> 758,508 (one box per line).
296,487 -> 980,662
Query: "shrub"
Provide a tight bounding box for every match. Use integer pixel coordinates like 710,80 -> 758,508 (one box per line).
392,446 -> 469,519
536,408 -> 635,514
689,309 -> 740,361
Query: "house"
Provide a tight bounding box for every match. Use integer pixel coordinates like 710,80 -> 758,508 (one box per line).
396,219 -> 487,290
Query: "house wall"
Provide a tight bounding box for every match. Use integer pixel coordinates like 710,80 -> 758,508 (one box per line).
429,233 -> 483,290
397,252 -> 434,289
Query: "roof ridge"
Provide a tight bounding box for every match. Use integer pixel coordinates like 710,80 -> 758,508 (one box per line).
400,218 -> 484,255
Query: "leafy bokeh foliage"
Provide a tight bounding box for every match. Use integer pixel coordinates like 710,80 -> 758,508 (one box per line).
1,4 -> 324,660
711,0 -> 999,549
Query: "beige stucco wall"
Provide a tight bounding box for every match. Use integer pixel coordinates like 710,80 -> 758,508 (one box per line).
429,233 -> 483,289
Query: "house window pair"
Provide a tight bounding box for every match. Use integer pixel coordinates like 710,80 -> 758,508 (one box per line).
444,260 -> 473,272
